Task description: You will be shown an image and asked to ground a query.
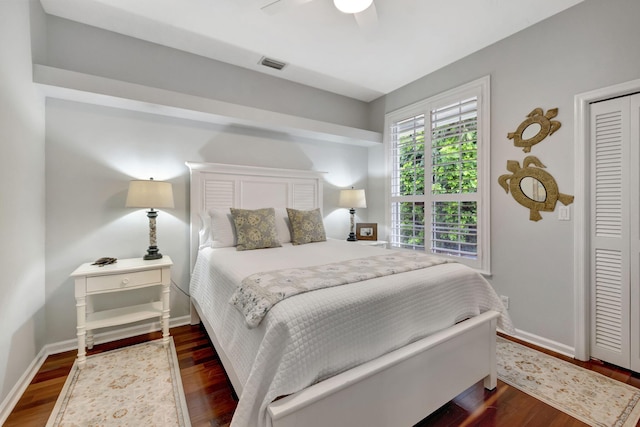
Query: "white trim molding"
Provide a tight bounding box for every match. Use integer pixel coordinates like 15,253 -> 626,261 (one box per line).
383,75 -> 491,274
573,78 -> 640,361
510,328 -> 575,359
33,65 -> 381,147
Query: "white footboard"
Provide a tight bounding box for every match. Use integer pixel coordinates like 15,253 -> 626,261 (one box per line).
267,310 -> 500,427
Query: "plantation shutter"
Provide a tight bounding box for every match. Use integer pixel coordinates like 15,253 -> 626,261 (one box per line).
589,97 -> 631,368
389,113 -> 426,250
429,98 -> 479,258
386,76 -> 489,272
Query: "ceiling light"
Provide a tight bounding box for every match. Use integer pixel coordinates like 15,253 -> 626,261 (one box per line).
333,0 -> 373,14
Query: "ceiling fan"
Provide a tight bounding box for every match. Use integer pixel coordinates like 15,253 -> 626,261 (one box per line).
261,0 -> 379,31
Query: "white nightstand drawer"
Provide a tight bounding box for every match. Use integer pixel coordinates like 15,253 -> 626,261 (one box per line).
86,269 -> 161,293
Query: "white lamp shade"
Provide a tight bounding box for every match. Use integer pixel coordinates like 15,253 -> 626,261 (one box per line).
125,179 -> 174,209
339,188 -> 367,209
333,0 -> 373,14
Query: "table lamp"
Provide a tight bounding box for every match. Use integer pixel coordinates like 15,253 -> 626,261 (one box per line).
338,188 -> 367,241
125,178 -> 174,260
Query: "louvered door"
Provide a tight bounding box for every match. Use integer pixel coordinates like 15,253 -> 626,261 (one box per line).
589,94 -> 639,370
629,94 -> 640,372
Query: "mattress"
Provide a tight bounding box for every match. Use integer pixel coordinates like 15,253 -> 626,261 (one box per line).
189,239 -> 512,427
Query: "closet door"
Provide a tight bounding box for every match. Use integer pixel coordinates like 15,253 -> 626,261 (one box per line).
629,95 -> 640,372
589,97 -> 631,368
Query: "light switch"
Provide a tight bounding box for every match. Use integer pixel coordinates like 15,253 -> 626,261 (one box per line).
558,206 -> 570,221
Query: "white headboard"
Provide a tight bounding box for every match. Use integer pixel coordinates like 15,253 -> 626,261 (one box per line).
186,162 -> 326,270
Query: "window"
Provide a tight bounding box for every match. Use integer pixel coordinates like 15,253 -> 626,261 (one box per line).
385,76 -> 490,273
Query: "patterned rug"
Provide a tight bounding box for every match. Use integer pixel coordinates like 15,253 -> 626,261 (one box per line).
46,338 -> 191,426
497,337 -> 640,427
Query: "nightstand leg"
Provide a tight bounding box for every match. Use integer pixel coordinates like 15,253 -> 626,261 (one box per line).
76,296 -> 87,368
86,295 -> 94,349
161,282 -> 170,344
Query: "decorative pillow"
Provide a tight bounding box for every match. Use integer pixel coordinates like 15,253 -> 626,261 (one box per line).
209,208 -> 237,248
274,208 -> 292,244
286,208 -> 327,245
230,208 -> 282,251
198,211 -> 213,249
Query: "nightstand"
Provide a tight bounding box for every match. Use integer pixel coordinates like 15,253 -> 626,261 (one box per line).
356,240 -> 388,249
70,256 -> 173,368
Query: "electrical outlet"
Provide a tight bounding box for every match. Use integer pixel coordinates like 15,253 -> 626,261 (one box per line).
500,295 -> 510,310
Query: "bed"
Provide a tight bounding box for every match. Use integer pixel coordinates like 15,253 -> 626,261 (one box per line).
186,161 -> 512,427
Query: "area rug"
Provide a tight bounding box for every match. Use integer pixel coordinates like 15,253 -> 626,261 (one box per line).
497,337 -> 640,427
46,338 -> 191,426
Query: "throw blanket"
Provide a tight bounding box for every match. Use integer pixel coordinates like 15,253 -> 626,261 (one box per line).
230,251 -> 453,328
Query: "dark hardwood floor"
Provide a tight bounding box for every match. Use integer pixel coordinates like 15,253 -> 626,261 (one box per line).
5,324 -> 640,427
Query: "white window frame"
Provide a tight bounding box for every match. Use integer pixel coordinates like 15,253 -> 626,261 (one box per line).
384,76 -> 491,274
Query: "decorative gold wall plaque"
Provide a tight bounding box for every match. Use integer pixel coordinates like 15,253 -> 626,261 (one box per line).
498,156 -> 574,221
507,108 -> 561,152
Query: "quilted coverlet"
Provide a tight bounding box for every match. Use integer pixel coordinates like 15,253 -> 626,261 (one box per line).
190,240 -> 512,427
231,251 -> 453,328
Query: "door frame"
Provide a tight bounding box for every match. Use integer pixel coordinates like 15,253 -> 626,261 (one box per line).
574,78 -> 640,361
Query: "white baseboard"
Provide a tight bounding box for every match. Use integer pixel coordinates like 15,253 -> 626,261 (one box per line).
45,315 -> 191,355
506,328 -> 575,358
0,346 -> 50,427
0,315 -> 191,425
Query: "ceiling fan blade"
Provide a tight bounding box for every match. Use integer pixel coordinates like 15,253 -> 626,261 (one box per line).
261,0 -> 314,14
261,0 -> 293,14
354,2 -> 378,33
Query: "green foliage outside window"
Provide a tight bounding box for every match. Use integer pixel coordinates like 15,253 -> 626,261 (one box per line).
396,119 -> 478,256
397,128 -> 425,248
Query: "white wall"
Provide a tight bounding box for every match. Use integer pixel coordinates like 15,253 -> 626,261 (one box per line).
44,99 -> 369,343
370,0 -> 640,351
0,0 -> 46,405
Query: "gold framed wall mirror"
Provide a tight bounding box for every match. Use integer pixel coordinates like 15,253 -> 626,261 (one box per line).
498,156 -> 574,221
507,107 -> 561,152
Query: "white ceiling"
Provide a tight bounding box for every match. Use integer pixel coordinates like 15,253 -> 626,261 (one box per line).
40,0 -> 583,102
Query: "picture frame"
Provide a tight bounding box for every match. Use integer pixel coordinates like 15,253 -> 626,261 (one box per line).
356,223 -> 377,241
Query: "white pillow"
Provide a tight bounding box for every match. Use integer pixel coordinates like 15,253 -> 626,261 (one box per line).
274,208 -> 292,244
209,208 -> 237,248
198,211 -> 213,249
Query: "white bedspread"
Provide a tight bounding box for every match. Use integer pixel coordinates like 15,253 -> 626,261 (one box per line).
190,239 -> 512,427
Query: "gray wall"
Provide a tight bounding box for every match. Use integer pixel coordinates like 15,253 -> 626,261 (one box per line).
40,15 -> 373,344
44,99 -> 369,344
44,16 -> 371,131
369,0 -> 640,349
0,0 -> 46,404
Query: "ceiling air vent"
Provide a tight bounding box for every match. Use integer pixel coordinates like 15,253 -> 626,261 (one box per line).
259,56 -> 286,71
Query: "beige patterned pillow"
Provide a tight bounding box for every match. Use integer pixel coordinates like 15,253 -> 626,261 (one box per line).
230,208 -> 282,251
286,208 -> 327,245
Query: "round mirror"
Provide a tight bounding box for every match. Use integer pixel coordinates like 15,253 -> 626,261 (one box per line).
520,176 -> 546,202
521,122 -> 543,141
